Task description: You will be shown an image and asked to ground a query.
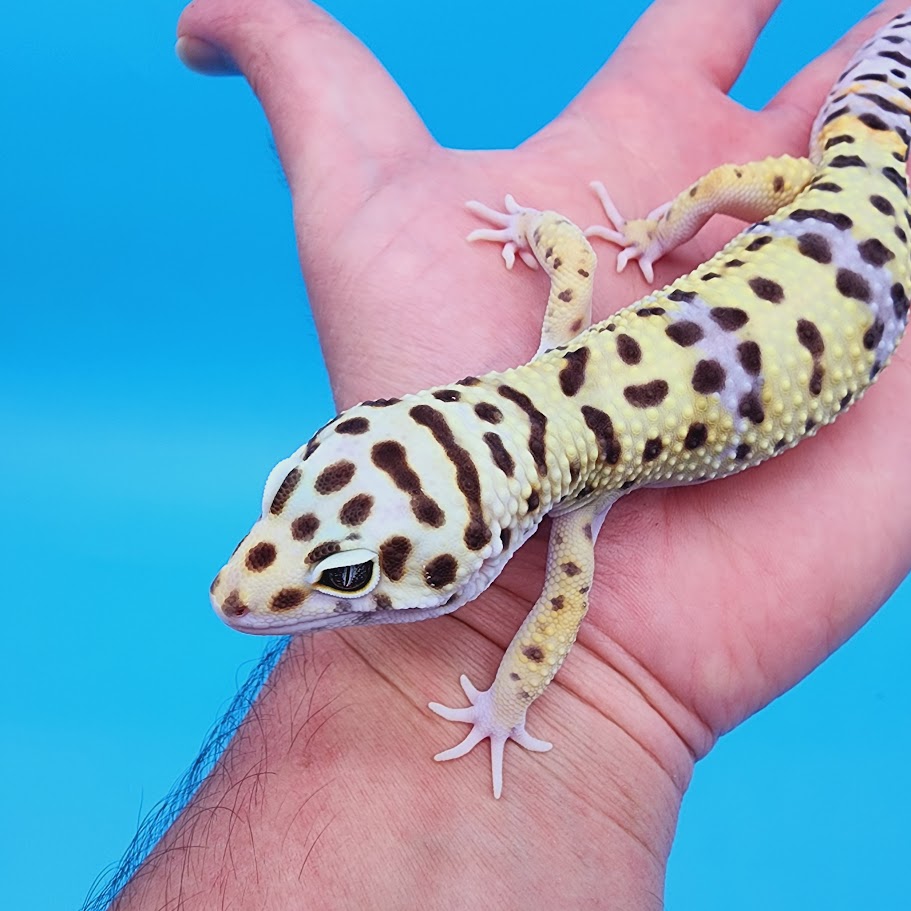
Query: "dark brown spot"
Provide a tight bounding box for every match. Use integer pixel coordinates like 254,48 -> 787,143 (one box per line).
749,277 -> 785,303
858,112 -> 889,130
553,257 -> 562,269
500,527 -> 512,550
290,513 -> 320,542
551,595 -> 565,611
643,437 -> 663,462
498,385 -> 548,476
858,238 -> 895,266
702,272 -> 721,281
684,423 -> 708,450
569,460 -> 581,484
883,166 -> 908,194
581,405 -> 622,464
456,376 -> 480,386
710,307 -> 749,330
796,319 -> 825,358
739,392 -> 765,424
510,672 -> 520,681
474,402 -> 503,424
303,439 -> 320,460
362,397 -> 400,407
623,379 -> 669,408
372,441 -> 445,527
892,283 -> 910,319
692,360 -> 726,394
222,591 -> 248,617
790,208 -> 853,230
314,460 -> 356,495
840,392 -> 853,410
583,523 -> 592,541
668,289 -> 696,302
270,468 -> 301,515
666,321 -> 704,347
570,318 -> 583,333
271,587 -> 307,612
811,182 -> 843,193
374,593 -> 392,610
824,134 -> 854,149
559,347 -> 590,396
336,417 -> 370,434
245,542 -> 277,572
863,318 -> 885,350
637,306 -> 666,316
410,405 -> 490,551
727,259 -> 745,268
774,437 -> 787,451
522,645 -> 545,662
737,340 -> 762,376
870,194 -> 895,215
797,232 -> 832,263
772,176 -> 785,192
828,154 -> 866,168
527,490 -> 540,512
835,268 -> 872,302
480,432 -> 514,477
424,554 -> 458,589
432,389 -> 462,403
809,364 -> 825,396
561,562 -> 581,576
616,334 -> 642,364
578,268 -> 590,277
306,541 -> 340,564
734,443 -> 751,461
379,536 -> 411,581
339,493 -> 374,526
558,288 -> 573,302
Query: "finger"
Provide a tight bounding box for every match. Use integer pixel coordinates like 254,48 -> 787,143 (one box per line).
767,0 -> 909,126
176,0 -> 432,204
610,0 -> 782,92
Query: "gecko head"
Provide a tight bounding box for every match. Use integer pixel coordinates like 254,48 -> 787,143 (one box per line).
210,399 -> 502,635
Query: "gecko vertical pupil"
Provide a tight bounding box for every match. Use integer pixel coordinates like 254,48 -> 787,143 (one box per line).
319,561 -> 373,592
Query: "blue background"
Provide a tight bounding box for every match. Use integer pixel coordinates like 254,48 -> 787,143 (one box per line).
2,1 -> 908,908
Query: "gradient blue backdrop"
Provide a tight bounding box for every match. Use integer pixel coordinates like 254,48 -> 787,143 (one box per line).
2,1 -> 908,908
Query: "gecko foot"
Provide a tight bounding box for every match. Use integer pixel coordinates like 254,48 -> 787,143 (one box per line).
466,195 -> 541,270
429,674 -> 552,799
584,180 -> 669,283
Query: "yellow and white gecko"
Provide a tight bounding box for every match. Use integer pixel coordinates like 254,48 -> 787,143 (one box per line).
210,9 -> 911,798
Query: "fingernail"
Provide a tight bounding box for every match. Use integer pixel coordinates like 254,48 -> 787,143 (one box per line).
175,35 -> 240,76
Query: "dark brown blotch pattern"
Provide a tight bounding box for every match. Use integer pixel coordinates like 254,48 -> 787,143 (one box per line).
270,468 -> 301,515
314,460 -> 356,495
424,554 -> 458,589
339,493 -> 374,526
559,347 -> 590,396
380,536 -> 412,581
246,542 -> 277,572
624,380 -> 669,408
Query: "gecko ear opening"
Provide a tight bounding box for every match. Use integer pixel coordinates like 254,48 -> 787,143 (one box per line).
310,548 -> 379,598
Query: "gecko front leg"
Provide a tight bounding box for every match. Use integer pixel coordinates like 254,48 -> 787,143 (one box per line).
430,496 -> 616,798
468,195 -> 597,354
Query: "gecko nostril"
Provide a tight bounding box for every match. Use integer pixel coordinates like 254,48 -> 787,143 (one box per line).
222,590 -> 249,618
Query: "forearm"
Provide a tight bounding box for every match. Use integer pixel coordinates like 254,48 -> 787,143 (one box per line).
112,623 -> 686,910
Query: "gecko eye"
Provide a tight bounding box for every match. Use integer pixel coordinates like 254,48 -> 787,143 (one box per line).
319,561 -> 373,592
311,548 -> 379,598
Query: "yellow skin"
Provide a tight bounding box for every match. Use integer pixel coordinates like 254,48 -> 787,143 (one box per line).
114,1 -> 911,907
210,13 -> 911,799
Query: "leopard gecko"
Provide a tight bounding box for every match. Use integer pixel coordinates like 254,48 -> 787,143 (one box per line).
209,8 -> 911,798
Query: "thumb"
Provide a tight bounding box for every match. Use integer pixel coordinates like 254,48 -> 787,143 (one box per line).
176,0 -> 433,214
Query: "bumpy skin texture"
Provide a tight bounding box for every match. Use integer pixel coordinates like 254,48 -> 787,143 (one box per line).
211,10 -> 911,797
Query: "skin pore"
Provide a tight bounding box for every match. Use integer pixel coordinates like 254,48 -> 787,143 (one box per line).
105,1 -> 910,909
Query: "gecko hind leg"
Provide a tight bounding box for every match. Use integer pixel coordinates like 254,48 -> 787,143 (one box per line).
586,154 -> 818,281
468,195 -> 597,355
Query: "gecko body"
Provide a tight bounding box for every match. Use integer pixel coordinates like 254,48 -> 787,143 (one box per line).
211,10 -> 911,796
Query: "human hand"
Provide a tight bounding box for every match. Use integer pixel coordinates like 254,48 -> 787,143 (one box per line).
117,1 -> 910,907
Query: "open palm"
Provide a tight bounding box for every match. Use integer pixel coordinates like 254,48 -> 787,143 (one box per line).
157,0 -> 910,901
